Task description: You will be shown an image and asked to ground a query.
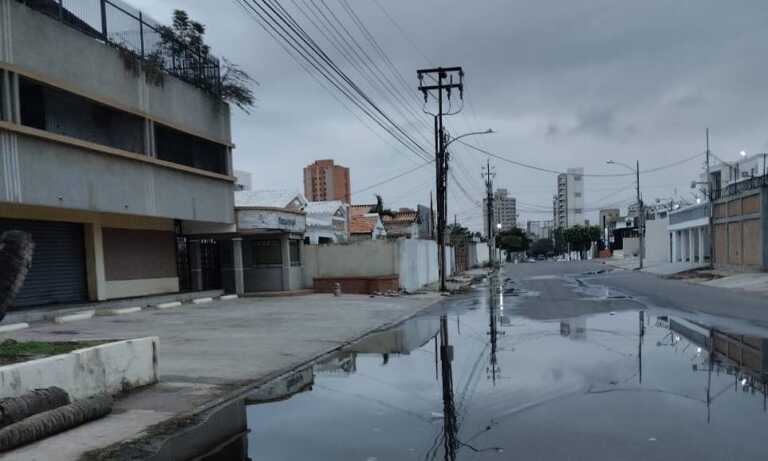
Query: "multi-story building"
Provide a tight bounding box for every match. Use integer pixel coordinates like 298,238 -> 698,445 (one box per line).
483,188 -> 516,236
553,168 -> 585,228
303,159 -> 351,203
526,220 -> 553,240
0,1 -> 235,307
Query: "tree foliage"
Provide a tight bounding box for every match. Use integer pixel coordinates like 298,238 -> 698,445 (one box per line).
495,228 -> 531,254
529,238 -> 554,257
158,10 -> 257,112
553,225 -> 601,256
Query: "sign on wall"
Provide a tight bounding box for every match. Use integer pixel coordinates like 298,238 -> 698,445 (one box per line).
238,209 -> 307,233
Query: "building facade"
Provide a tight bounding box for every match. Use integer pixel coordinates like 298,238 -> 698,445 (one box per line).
554,168 -> 585,228
483,188 -> 516,236
303,159 -> 351,204
0,0 -> 235,307
304,200 -> 349,244
669,203 -> 710,265
526,220 -> 553,240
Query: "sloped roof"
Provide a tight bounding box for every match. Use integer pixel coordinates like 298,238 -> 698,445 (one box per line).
305,200 -> 345,215
382,211 -> 419,224
350,204 -> 376,217
235,190 -> 306,209
350,215 -> 379,234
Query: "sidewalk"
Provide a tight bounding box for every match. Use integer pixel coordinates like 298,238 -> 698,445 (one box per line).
698,271 -> 768,295
1,291 -> 446,460
602,256 -> 707,275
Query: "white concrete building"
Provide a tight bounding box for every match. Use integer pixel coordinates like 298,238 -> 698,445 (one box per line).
668,203 -> 709,264
526,220 -> 553,240
483,188 -> 517,235
304,200 -> 349,244
554,168 -> 585,228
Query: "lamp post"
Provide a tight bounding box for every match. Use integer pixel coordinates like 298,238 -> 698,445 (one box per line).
607,160 -> 644,270
496,222 -> 502,265
438,128 -> 495,289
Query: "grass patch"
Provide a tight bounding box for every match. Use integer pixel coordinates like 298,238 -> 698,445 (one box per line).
0,340 -> 110,365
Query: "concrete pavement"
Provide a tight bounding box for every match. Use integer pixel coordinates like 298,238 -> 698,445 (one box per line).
1,292 -> 446,460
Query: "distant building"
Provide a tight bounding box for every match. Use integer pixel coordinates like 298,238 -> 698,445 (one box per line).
303,159 -> 351,203
349,204 -> 386,241
526,220 -> 553,240
382,208 -> 421,239
304,200 -> 349,244
483,188 -> 517,236
234,170 -> 253,191
554,168 -> 585,228
598,208 -> 620,244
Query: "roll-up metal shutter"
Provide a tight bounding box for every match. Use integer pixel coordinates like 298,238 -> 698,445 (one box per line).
0,218 -> 88,308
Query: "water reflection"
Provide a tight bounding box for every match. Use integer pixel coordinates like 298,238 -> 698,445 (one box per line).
243,277 -> 768,460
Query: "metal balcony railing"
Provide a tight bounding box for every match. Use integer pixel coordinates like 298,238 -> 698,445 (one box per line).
17,0 -> 222,95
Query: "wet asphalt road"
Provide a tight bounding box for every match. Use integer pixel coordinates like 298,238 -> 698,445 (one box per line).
244,262 -> 768,461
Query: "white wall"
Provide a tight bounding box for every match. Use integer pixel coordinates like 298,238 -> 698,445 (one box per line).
302,239 -> 456,291
645,217 -> 670,263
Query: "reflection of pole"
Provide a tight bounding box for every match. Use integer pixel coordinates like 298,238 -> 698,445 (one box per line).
439,314 -> 457,460
488,276 -> 499,385
706,351 -> 713,424
638,310 -> 645,384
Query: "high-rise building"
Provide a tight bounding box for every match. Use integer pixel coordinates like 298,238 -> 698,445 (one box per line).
527,220 -> 554,240
303,159 -> 351,203
553,168 -> 585,228
483,188 -> 517,236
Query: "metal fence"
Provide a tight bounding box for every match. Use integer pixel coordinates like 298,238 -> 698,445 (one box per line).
16,0 -> 222,95
712,174 -> 768,201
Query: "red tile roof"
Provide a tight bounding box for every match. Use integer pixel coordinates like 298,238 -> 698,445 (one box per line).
350,215 -> 378,234
382,211 -> 419,224
350,204 -> 376,217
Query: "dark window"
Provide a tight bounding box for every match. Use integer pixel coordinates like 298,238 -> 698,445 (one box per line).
156,123 -> 228,174
290,240 -> 301,265
249,239 -> 282,265
19,77 -> 145,153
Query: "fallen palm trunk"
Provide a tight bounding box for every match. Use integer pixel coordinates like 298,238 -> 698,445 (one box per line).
0,394 -> 113,452
0,387 -> 70,430
0,231 -> 35,322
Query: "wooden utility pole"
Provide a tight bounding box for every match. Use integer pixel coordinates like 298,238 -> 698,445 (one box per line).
418,67 -> 464,291
483,159 -> 496,266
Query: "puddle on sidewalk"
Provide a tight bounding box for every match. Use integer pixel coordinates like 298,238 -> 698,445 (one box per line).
239,276 -> 768,460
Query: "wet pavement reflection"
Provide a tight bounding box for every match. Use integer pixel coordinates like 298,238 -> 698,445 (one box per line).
242,271 -> 768,460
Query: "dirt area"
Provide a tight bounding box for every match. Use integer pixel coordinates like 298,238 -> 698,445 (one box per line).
0,339 -> 109,365
666,269 -> 724,281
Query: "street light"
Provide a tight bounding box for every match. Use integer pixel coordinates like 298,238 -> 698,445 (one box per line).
444,128 -> 494,150
606,160 -> 644,270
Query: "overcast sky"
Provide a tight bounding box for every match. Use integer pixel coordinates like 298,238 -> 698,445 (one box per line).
131,0 -> 768,231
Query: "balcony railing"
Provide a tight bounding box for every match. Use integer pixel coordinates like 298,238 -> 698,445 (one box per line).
712,174 -> 768,201
16,0 -> 222,95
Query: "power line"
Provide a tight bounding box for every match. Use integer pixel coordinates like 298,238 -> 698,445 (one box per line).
458,140 -> 706,177
237,0 -> 432,162
352,159 -> 434,194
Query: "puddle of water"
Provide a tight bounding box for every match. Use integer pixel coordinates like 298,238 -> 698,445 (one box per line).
244,276 -> 768,460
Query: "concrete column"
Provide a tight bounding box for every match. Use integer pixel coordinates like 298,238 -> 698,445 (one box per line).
698,227 -> 705,263
670,232 -> 676,263
688,229 -> 695,263
1,69 -> 11,122
144,120 -> 156,157
232,237 -> 245,296
189,240 -> 203,291
280,235 -> 291,291
84,223 -> 108,301
675,231 -> 682,262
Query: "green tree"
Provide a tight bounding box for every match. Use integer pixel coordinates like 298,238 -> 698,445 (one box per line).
529,238 -> 554,257
562,225 -> 601,259
158,10 -> 257,112
495,228 -> 531,261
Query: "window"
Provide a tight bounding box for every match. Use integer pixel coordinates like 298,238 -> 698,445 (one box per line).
290,240 -> 301,265
574,208 -> 583,214
156,123 -> 228,175
574,192 -> 582,198
248,239 -> 282,266
573,175 -> 582,181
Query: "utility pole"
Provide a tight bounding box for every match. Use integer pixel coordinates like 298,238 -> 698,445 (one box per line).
636,160 -> 644,270
418,67 -> 464,292
706,128 -> 713,265
429,191 -> 434,240
483,159 -> 496,266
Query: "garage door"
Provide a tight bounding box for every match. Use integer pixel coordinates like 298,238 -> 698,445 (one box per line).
0,218 -> 88,308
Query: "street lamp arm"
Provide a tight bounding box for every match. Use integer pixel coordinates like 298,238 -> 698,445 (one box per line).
606,160 -> 636,173
444,129 -> 494,149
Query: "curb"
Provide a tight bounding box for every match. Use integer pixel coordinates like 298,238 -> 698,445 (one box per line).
0,322 -> 29,334
192,297 -> 213,305
219,295 -> 239,301
99,306 -> 142,316
53,310 -> 95,324
156,301 -> 182,309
